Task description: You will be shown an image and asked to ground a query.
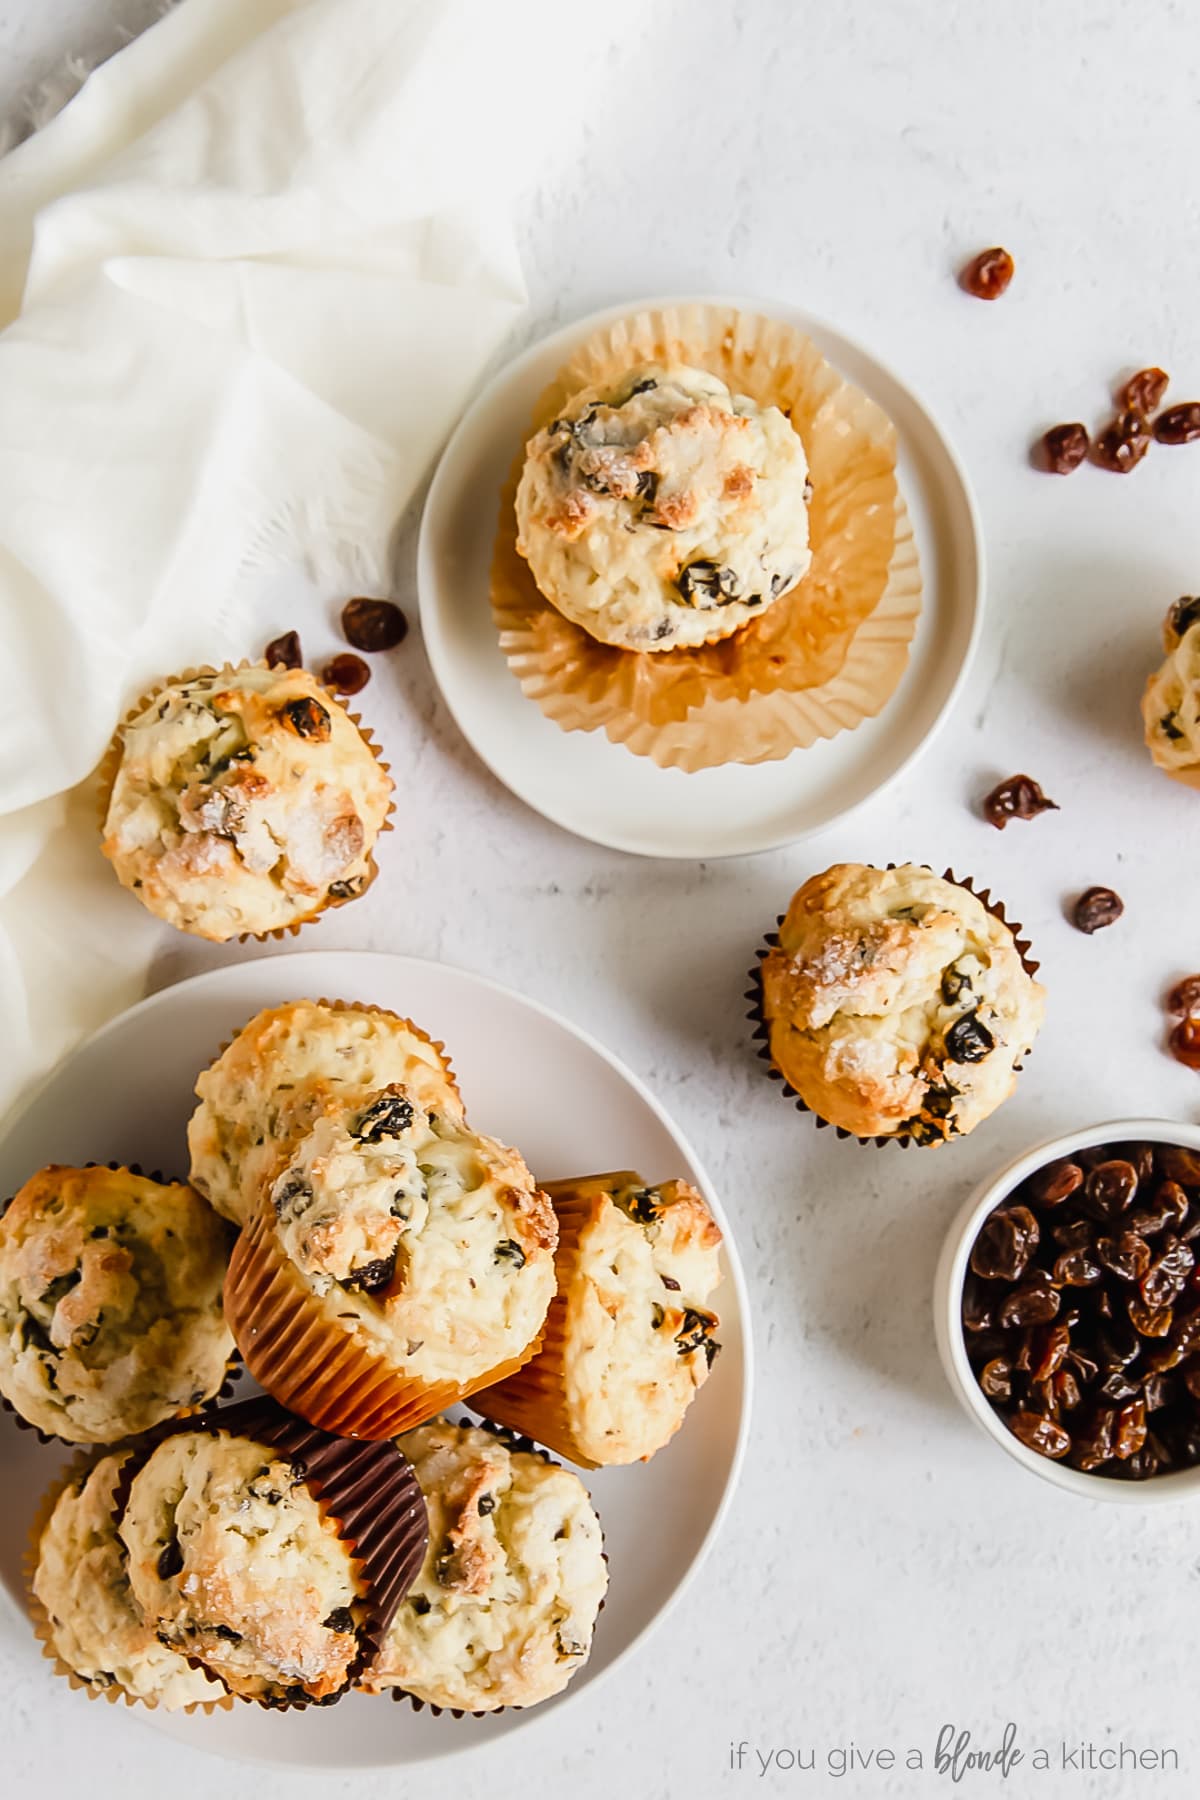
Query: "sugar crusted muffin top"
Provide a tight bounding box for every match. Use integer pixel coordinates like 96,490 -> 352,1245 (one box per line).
102,666 -> 392,941
33,1451 -> 222,1711
268,1086 -> 557,1387
1143,597 -> 1200,778
515,361 -> 812,651
761,864 -> 1045,1142
0,1165 -> 233,1443
363,1417 -> 607,1711
187,999 -> 463,1226
119,1429 -> 363,1704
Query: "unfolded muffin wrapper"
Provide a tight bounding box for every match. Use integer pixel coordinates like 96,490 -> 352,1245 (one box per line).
491,302 -> 923,770
0,1162 -> 242,1449
95,660 -> 395,943
224,1194 -> 545,1442
24,1448 -> 233,1715
102,1395 -> 429,1710
746,868 -> 1041,1148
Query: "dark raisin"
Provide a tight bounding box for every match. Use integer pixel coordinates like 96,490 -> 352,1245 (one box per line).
1168,596 -> 1200,640
211,1624 -> 243,1643
322,1608 -> 355,1635
998,1276 -> 1060,1329
157,1537 -> 184,1581
321,652 -> 370,695
1128,1296 -> 1174,1337
1028,1159 -> 1084,1206
1083,1160 -> 1138,1220
281,696 -> 332,741
410,1594 -> 431,1615
356,1092 -> 415,1142
494,1240 -> 526,1268
1095,1232 -> 1151,1283
1039,423 -> 1089,474
1153,403 -> 1200,445
1028,1321 -> 1072,1382
961,1274 -> 996,1333
676,1306 -> 719,1357
619,1187 -> 663,1226
960,246 -> 1014,299
1167,976 -> 1200,1019
341,1253 -> 397,1294
676,560 -> 739,605
1159,1146 -> 1200,1186
476,1494 -> 496,1516
273,1174 -> 314,1219
40,1270 -> 82,1309
1053,1248 -> 1103,1287
1130,1182 -> 1189,1237
944,1011 -> 995,1063
979,1357 -> 1013,1401
328,876 -> 365,901
1169,1019 -> 1200,1071
1141,1237 -> 1195,1309
661,1274 -> 681,1291
1091,411 -> 1151,472
650,1302 -> 665,1329
264,630 -> 302,669
970,1205 -> 1038,1281
1008,1411 -> 1069,1458
922,1080 -> 959,1120
636,470 -> 660,505
1099,1367 -> 1142,1401
1121,367 -> 1170,415
1094,1312 -> 1140,1368
1143,1372 -> 1176,1411
940,964 -> 972,1004
555,1631 -> 586,1658
1112,1398 -> 1148,1459
626,377 -> 658,398
1072,886 -> 1124,933
981,773 -> 1059,828
342,598 -> 408,653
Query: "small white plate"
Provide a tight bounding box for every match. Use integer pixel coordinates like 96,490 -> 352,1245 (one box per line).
0,951 -> 750,1768
418,294 -> 983,858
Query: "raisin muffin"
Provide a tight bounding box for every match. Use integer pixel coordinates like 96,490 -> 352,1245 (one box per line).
1142,596 -> 1200,786
363,1418 -> 607,1711
514,362 -> 812,651
31,1452 -> 224,1710
759,864 -> 1045,1143
187,998 -> 463,1226
101,665 -> 392,941
119,1427 -> 367,1705
0,1165 -> 233,1443
476,1172 -> 723,1467
225,1086 -> 557,1437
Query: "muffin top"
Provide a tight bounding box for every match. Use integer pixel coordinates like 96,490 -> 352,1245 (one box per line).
515,361 -> 812,651
761,864 -> 1046,1142
547,1172 -> 722,1465
101,666 -> 392,941
1143,596 -> 1200,777
33,1451 -> 223,1711
120,1428 -> 363,1704
0,1165 -> 233,1443
363,1418 -> 607,1711
267,1087 -> 557,1387
187,999 -> 463,1225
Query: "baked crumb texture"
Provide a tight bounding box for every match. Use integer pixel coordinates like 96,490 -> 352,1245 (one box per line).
1143,602 -> 1200,783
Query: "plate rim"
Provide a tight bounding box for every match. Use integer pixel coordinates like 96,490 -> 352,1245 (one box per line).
417,289 -> 986,860
0,947 -> 753,1770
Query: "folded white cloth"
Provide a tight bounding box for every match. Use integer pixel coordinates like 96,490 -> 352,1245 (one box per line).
0,0 -> 554,1117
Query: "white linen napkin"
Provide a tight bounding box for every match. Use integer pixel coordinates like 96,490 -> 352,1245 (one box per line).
0,0 -> 553,1117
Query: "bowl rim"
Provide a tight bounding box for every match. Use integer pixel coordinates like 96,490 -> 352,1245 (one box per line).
933,1116 -> 1200,1504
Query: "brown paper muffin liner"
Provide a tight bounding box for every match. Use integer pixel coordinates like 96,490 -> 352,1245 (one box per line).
105,1395 -> 428,1709
382,1416 -> 607,1720
95,660 -> 394,942
0,1163 -> 242,1449
24,1448 -> 233,1714
223,1192 -> 545,1441
746,868 -> 1041,1148
491,301 -> 923,770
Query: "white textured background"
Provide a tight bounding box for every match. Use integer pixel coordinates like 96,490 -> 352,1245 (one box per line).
4,2 -> 1200,1796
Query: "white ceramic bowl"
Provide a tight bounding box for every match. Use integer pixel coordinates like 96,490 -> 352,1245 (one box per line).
934,1117 -> 1200,1504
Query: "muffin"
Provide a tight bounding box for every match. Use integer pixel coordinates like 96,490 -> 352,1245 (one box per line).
475,1171 -> 723,1467
120,1427 -> 367,1704
362,1418 -> 607,1712
514,361 -> 812,651
1142,596 -> 1200,786
759,864 -> 1045,1142
0,1164 -> 234,1443
224,1086 -> 557,1438
31,1452 -> 225,1710
187,998 -> 463,1226
100,664 -> 392,941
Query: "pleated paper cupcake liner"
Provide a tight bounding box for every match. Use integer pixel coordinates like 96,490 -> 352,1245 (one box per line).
491,300 -> 922,769
95,660 -> 394,942
747,867 -> 1041,1148
106,1395 -> 428,1710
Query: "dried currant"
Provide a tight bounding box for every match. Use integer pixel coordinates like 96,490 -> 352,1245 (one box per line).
342,598 -> 408,653
981,773 -> 1059,828
1167,975 -> 1200,1019
264,629 -> 302,669
1028,1160 -> 1084,1206
969,1205 -> 1039,1281
1039,423 -> 1089,474
1009,1411 -> 1069,1458
1153,403 -> 1200,445
961,246 -> 1015,300
1169,1018 -> 1200,1071
1091,411 -> 1151,472
321,652 -> 370,695
1120,367 -> 1169,415
1072,887 -> 1124,934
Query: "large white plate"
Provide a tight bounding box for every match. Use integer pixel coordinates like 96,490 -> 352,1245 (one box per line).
0,951 -> 750,1768
418,293 -> 983,858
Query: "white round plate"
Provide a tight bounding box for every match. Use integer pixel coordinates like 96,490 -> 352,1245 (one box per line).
418,293 -> 983,858
0,951 -> 749,1769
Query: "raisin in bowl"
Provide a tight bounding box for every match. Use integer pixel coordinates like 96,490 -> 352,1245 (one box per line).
934,1120 -> 1200,1501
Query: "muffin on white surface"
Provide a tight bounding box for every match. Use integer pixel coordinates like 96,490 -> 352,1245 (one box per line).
1143,596 -> 1200,785
515,361 -> 812,650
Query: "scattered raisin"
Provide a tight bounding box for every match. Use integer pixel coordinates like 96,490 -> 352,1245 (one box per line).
1092,411 -> 1151,473
961,246 -> 1014,300
264,629 -> 302,669
1167,976 -> 1200,1019
321,652 -> 370,695
1039,423 -> 1090,474
1120,367 -> 1169,416
1153,404 -> 1200,445
1072,886 -> 1123,934
342,598 -> 408,653
1169,1018 -> 1200,1071
981,773 -> 1059,828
